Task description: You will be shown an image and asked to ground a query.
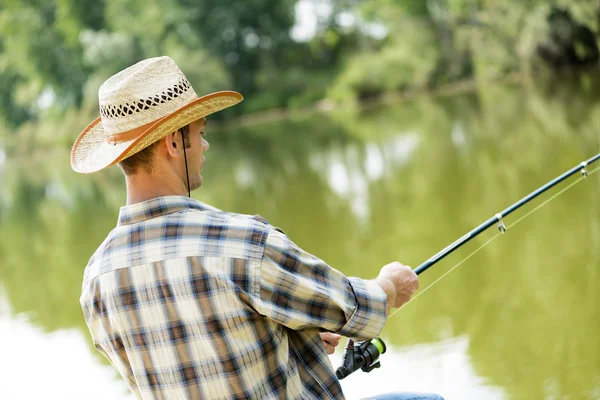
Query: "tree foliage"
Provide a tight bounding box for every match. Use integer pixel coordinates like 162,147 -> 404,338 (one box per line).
332,0 -> 600,100
0,0 -> 599,130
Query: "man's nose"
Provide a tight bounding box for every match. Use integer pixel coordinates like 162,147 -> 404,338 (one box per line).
202,138 -> 210,151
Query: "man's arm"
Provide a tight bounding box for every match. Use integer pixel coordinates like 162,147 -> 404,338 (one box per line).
248,228 -> 394,340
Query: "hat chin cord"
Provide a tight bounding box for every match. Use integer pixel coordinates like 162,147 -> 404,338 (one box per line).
181,130 -> 191,197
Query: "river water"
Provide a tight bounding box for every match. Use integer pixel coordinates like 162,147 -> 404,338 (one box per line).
1,76 -> 599,399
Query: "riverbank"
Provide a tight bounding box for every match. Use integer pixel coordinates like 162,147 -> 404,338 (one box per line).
218,73 -> 525,129
3,68 -> 595,159
2,74 -> 519,157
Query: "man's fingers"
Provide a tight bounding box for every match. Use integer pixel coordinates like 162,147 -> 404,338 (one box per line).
319,332 -> 342,354
395,292 -> 411,308
323,343 -> 335,354
320,332 -> 341,345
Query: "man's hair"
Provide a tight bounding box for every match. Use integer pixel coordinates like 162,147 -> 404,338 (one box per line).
118,124 -> 191,175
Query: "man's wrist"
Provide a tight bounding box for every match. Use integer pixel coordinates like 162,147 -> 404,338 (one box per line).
374,277 -> 395,315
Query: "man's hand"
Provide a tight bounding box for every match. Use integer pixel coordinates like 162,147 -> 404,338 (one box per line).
374,262 -> 419,315
320,332 -> 341,354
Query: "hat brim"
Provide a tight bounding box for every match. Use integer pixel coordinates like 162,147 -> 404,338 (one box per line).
71,90 -> 243,174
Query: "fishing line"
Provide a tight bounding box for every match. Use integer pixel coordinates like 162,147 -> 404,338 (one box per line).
336,159 -> 600,380
388,164 -> 600,320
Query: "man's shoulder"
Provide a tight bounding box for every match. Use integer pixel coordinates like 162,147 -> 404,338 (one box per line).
180,207 -> 277,233
82,209 -> 278,288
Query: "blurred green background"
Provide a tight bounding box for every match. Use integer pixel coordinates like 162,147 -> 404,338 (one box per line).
1,1 -> 600,399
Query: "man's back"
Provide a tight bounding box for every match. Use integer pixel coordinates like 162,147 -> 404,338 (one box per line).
81,196 -> 387,399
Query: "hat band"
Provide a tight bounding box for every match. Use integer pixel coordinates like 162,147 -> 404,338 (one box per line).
105,118 -> 162,145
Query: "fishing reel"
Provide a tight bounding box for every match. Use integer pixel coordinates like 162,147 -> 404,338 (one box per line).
335,337 -> 386,380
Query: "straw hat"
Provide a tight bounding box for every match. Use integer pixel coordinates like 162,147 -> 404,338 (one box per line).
71,56 -> 243,173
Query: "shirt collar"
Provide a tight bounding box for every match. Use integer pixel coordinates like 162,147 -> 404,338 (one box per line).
117,196 -> 222,225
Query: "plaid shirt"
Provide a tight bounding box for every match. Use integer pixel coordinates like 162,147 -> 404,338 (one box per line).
80,196 -> 387,399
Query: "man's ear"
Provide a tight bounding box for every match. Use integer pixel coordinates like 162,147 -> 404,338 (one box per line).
163,131 -> 180,157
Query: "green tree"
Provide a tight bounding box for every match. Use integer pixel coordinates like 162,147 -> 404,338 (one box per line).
0,0 -> 105,124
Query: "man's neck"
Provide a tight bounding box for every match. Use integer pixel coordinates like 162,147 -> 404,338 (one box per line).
124,173 -> 188,205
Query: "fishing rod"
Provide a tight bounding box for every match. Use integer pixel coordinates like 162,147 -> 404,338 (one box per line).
335,152 -> 600,380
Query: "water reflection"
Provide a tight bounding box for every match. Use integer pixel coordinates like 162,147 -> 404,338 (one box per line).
0,292 -> 132,400
317,133 -> 420,220
1,76 -> 600,399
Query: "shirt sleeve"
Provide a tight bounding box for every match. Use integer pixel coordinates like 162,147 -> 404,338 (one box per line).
250,227 -> 387,341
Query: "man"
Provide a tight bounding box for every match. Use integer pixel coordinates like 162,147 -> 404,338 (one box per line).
73,56 -> 443,400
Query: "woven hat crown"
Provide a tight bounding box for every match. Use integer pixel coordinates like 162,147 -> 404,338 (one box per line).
98,56 -> 197,137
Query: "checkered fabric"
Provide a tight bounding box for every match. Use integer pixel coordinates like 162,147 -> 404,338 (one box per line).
80,196 -> 387,399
